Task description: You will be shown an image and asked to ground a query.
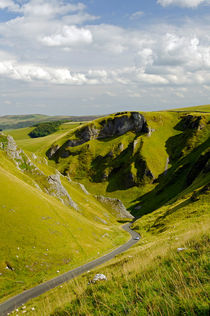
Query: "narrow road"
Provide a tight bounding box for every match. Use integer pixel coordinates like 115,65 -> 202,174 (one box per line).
0,223 -> 140,316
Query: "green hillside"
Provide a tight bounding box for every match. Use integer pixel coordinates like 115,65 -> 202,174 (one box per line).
1,105 -> 209,315
46,110 -> 210,211
20,159 -> 210,316
0,133 -> 129,301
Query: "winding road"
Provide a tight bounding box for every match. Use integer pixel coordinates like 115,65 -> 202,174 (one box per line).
0,223 -> 139,315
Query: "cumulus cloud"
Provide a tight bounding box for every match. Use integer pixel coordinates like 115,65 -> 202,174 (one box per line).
157,0 -> 209,8
0,58 -> 87,84
41,25 -> 93,47
0,0 -> 19,11
0,0 -> 210,114
0,57 -> 170,86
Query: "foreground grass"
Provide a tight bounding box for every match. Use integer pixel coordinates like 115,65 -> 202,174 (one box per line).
17,185 -> 210,315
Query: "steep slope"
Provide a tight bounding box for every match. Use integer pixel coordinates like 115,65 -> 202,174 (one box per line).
132,113 -> 210,215
46,110 -> 210,211
47,112 -> 153,193
0,133 -> 130,302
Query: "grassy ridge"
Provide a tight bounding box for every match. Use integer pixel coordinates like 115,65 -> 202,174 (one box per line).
169,104 -> 210,113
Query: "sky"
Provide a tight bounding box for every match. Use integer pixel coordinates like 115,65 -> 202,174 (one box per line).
0,0 -> 210,116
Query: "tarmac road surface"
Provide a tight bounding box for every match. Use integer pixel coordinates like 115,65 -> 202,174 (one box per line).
0,223 -> 140,315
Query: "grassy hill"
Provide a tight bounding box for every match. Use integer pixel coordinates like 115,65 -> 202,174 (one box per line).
45,109 -> 210,211
19,161 -> 210,316
169,104 -> 210,113
1,105 -> 209,315
0,132 -> 129,302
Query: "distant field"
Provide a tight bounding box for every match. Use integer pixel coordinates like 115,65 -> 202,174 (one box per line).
0,114 -> 101,130
169,104 -> 210,113
4,122 -> 81,154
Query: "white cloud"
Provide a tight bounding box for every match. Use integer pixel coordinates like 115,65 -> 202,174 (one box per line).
0,59 -> 88,84
21,0 -> 85,18
130,11 -> 144,20
0,1 -> 210,114
0,0 -> 19,11
41,25 -> 93,47
157,0 -> 209,8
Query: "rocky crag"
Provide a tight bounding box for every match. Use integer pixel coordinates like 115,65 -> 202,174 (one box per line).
47,112 -> 153,190
47,112 -> 148,159
95,195 -> 134,219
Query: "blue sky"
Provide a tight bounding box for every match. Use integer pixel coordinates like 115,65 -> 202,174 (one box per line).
0,0 -> 210,115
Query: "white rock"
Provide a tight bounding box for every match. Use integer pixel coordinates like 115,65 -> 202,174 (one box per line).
92,273 -> 107,283
78,183 -> 89,195
177,247 -> 187,252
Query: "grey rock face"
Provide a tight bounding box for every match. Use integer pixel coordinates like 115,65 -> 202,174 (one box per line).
6,135 -> 23,160
76,124 -> 99,142
78,183 -> 89,195
99,112 -> 148,138
4,135 -> 43,175
47,173 -> 79,210
47,145 -> 60,159
95,195 -> 134,219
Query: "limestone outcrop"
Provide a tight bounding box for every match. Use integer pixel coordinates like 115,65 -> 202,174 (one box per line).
95,195 -> 134,219
98,112 -> 148,138
47,173 -> 79,210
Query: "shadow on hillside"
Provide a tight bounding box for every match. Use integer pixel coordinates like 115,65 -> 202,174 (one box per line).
91,143 -> 135,191
129,137 -> 210,218
165,117 -> 197,163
